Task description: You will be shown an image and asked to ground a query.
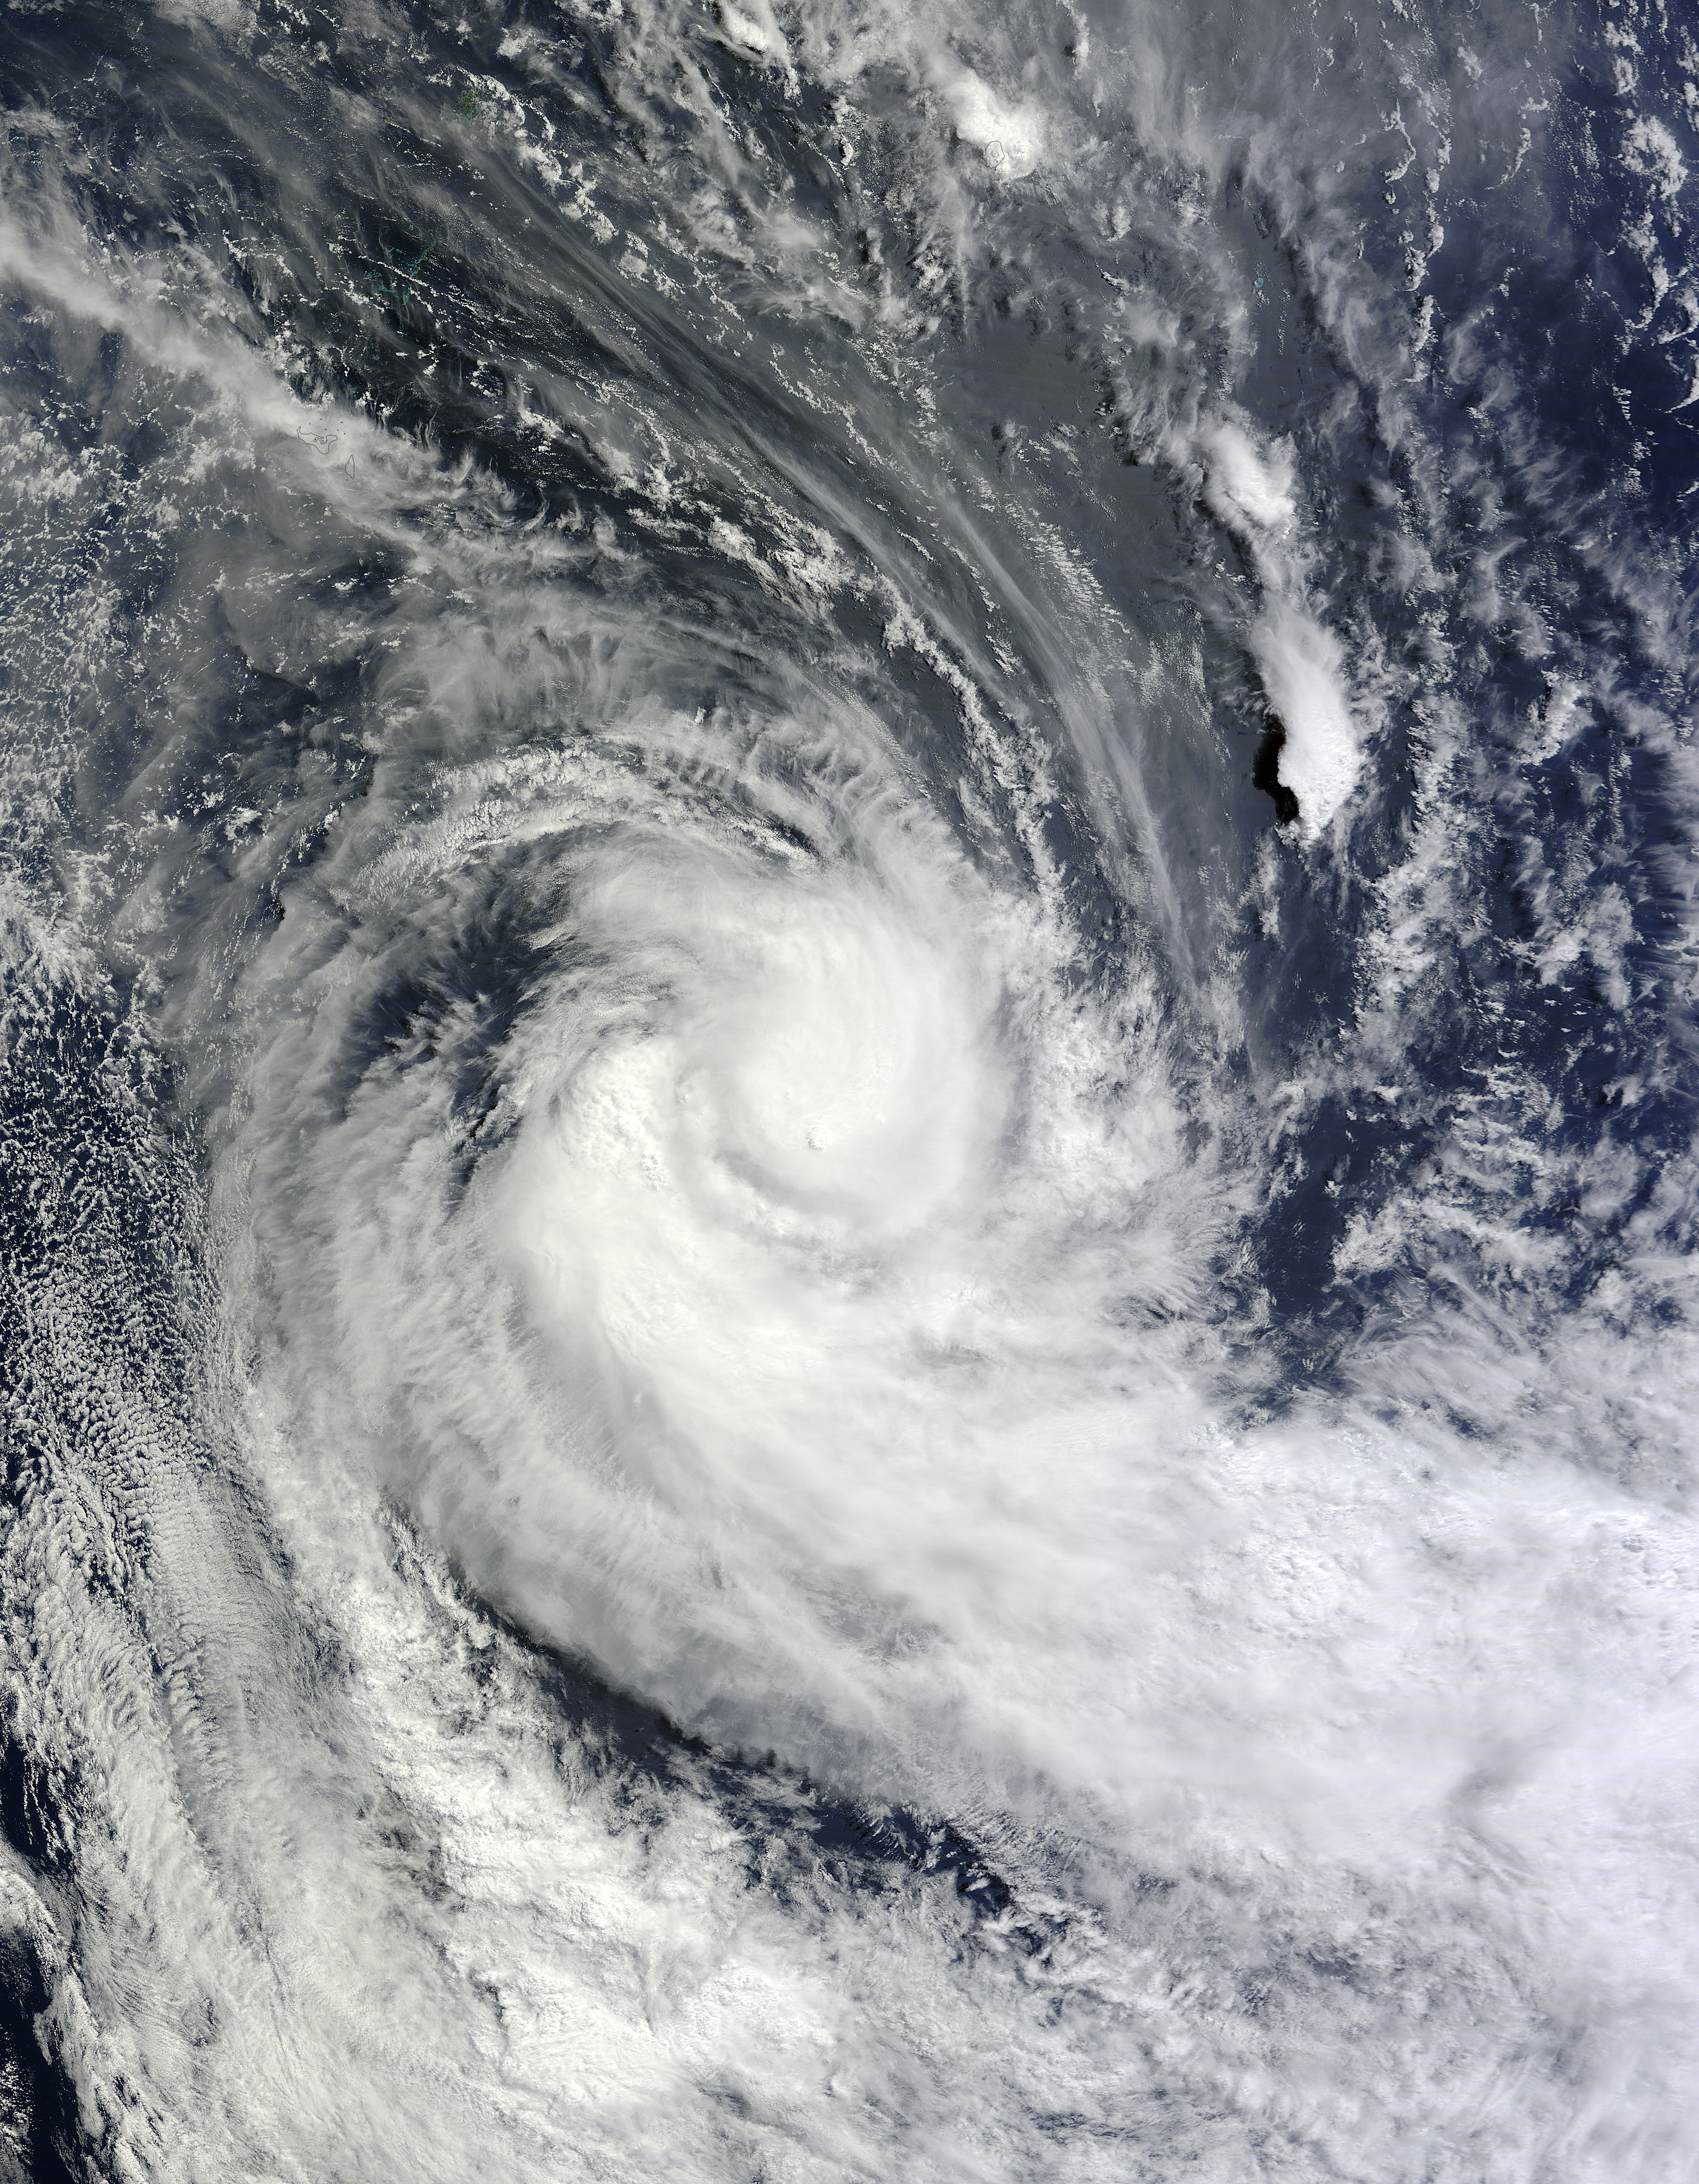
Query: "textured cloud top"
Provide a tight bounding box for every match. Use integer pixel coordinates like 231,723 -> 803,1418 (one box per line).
1,0 -> 1697,2178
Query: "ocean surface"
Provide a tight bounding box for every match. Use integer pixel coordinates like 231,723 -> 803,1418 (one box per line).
1,0 -> 1697,2175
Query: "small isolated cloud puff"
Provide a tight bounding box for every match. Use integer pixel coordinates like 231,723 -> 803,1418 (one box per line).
1623,116 -> 1687,200
939,70 -> 1043,179
714,0 -> 789,64
1251,605 -> 1363,838
1198,420 -> 1298,538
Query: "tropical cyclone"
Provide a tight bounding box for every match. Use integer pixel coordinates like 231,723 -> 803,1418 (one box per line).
0,0 -> 1697,2179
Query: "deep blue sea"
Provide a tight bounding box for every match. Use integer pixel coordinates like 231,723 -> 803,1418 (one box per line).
2,0 -> 1698,2176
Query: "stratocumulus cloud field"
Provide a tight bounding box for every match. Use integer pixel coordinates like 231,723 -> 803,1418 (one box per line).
1,0 -> 1698,2177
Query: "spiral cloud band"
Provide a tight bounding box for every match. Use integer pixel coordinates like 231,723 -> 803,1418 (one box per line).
2,0 -> 1697,2177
